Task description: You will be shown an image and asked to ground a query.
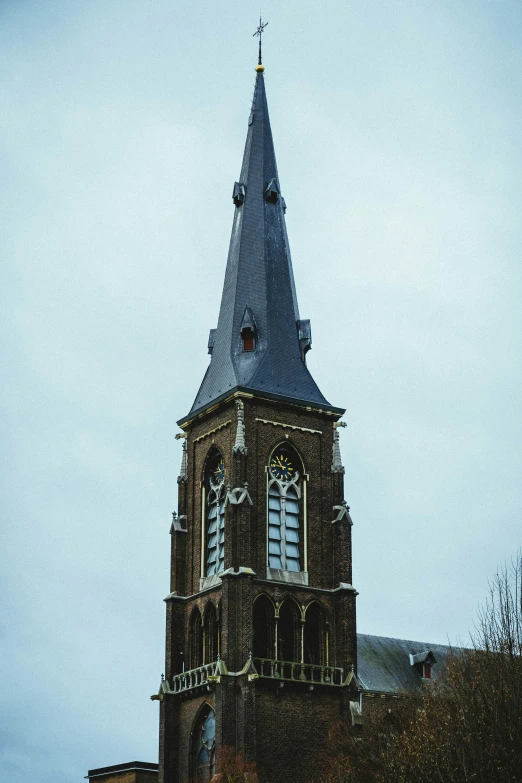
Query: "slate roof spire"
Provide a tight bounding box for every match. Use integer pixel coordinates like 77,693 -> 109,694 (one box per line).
185,64 -> 335,421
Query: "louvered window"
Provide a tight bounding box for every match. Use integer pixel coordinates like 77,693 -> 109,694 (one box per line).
268,446 -> 303,572
205,453 -> 225,577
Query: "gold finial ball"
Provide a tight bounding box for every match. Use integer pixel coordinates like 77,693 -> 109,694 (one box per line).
255,64 -> 265,72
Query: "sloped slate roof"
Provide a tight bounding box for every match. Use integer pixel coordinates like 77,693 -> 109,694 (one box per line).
357,633 -> 453,693
186,71 -> 333,420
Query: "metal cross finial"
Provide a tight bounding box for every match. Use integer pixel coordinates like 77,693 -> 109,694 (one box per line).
253,15 -> 268,66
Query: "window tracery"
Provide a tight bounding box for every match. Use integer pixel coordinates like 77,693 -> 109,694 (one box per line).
193,705 -> 216,782
205,451 -> 226,577
203,602 -> 219,664
267,445 -> 302,572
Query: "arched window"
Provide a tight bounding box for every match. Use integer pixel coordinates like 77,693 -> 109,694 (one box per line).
252,595 -> 275,659
203,602 -> 219,664
192,705 -> 216,782
278,599 -> 300,663
267,444 -> 303,572
189,607 -> 203,670
204,451 -> 226,577
304,602 -> 325,666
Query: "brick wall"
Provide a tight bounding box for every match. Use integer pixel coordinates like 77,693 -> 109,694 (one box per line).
172,393 -> 351,596
87,766 -> 158,783
254,681 -> 343,783
160,391 -> 355,783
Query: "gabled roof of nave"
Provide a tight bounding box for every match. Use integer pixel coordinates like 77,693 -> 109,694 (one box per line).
357,633 -> 454,693
183,66 -> 339,423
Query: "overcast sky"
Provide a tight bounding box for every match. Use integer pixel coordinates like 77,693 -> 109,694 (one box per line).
2,1 -> 521,781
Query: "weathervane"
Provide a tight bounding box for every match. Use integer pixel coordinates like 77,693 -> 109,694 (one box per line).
253,15 -> 268,68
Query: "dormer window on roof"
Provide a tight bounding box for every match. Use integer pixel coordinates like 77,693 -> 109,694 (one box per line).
410,650 -> 436,680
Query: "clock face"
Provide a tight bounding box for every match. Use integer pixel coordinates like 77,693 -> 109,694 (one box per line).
213,458 -> 225,483
270,452 -> 295,481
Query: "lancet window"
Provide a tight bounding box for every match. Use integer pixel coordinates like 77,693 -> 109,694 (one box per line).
251,595 -> 328,669
267,444 -> 303,572
252,594 -> 275,659
189,607 -> 203,669
203,602 -> 219,664
204,451 -> 226,577
278,598 -> 301,662
192,705 -> 216,782
303,601 -> 326,666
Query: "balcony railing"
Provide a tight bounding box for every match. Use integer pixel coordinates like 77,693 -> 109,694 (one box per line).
253,657 -> 344,686
170,662 -> 218,694
166,657 -> 345,695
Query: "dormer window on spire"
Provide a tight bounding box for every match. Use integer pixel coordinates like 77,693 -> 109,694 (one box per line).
242,329 -> 255,352
297,319 -> 312,363
264,177 -> 280,203
240,306 -> 257,353
233,181 -> 246,207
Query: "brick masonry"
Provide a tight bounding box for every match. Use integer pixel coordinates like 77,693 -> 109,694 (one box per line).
158,391 -> 355,783
86,764 -> 159,783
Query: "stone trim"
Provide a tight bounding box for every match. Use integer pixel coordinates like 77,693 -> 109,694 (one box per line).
255,418 -> 322,435
193,420 -> 232,444
266,568 -> 309,586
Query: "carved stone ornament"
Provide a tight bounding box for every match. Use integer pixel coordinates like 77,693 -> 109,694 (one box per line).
349,700 -> 363,726
331,502 -> 352,525
332,421 -> 346,473
233,399 -> 248,455
177,440 -> 188,484
170,512 -> 187,534
150,676 -> 172,702
225,482 -> 253,508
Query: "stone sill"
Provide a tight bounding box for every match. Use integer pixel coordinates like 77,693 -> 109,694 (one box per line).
199,574 -> 222,591
266,568 -> 309,586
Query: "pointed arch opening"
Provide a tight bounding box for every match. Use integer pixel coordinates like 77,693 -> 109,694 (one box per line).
189,607 -> 203,670
267,443 -> 305,574
191,704 -> 216,782
304,601 -> 326,666
203,602 -> 219,665
278,598 -> 301,663
252,594 -> 275,660
203,448 -> 226,578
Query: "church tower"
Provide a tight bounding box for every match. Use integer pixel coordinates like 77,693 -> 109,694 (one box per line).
154,54 -> 357,783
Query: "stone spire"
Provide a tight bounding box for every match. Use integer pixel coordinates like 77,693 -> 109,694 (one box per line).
177,440 -> 188,484
332,422 -> 346,473
183,67 -> 336,423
